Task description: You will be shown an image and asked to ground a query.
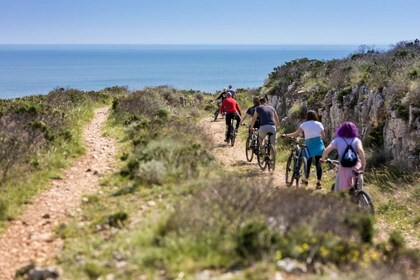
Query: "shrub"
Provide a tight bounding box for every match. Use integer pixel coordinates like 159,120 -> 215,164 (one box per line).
235,221 -> 281,260
136,160 -> 167,185
0,199 -> 7,220
365,123 -> 385,148
288,102 -> 306,120
103,211 -> 128,228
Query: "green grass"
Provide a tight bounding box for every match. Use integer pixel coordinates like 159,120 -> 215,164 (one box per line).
0,90 -> 112,231
55,89 -> 419,279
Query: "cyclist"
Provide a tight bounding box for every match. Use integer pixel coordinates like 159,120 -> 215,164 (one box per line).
320,121 -> 366,191
214,88 -> 228,119
241,96 -> 260,129
220,92 -> 242,142
250,97 -> 280,150
281,110 -> 325,189
227,85 -> 236,99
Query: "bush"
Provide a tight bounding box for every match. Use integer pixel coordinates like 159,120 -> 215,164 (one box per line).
236,221 -> 281,260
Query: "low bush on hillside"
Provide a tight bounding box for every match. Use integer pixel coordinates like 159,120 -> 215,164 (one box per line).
0,88 -> 112,223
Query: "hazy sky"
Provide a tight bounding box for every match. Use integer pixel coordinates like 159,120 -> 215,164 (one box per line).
1,0 -> 419,44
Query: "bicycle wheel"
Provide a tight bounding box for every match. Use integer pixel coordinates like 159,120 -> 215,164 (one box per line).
231,127 -> 236,147
258,145 -> 268,171
357,191 -> 375,214
297,156 -> 308,186
285,152 -> 294,187
267,144 -> 276,173
245,136 -> 253,162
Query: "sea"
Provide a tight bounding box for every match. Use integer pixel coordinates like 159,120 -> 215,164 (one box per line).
0,45 -> 366,99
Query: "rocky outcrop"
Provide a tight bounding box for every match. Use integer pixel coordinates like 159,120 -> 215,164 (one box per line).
268,85 -> 420,169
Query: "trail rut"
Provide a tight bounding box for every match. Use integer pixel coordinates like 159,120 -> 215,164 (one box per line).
0,107 -> 115,279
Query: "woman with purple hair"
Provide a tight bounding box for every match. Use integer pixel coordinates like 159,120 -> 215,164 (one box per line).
321,121 -> 366,191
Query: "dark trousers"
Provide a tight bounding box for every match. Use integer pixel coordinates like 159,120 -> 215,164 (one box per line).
225,112 -> 241,139
306,156 -> 322,180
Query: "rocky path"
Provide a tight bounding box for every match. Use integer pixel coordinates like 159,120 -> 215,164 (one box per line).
0,107 -> 115,280
203,116 -> 286,188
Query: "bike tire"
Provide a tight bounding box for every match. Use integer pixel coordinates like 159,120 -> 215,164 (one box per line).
245,137 -> 253,162
285,152 -> 294,187
357,191 -> 375,215
231,131 -> 236,147
268,144 -> 276,173
258,145 -> 267,171
297,156 -> 308,186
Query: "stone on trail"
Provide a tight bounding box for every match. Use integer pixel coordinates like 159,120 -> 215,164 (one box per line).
276,258 -> 307,274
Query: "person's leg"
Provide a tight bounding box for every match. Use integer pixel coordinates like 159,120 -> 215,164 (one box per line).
315,156 -> 322,189
315,156 -> 322,181
306,157 -> 313,178
225,113 -> 232,141
234,113 -> 241,130
258,125 -> 268,151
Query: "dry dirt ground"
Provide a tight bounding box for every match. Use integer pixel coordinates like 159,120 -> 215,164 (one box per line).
0,107 -> 115,280
203,116 -> 286,188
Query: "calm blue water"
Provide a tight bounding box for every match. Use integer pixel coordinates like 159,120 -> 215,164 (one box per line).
0,45 -> 359,98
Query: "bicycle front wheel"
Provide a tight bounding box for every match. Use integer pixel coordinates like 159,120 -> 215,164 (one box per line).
231,130 -> 236,147
285,152 -> 294,187
357,191 -> 375,214
245,137 -> 253,162
268,144 -> 276,173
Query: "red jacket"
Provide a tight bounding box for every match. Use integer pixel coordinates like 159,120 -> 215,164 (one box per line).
221,97 -> 241,115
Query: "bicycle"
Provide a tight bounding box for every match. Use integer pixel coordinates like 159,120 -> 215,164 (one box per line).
214,100 -> 222,121
283,136 -> 308,188
257,132 -> 276,172
245,127 -> 259,162
227,118 -> 238,147
325,158 -> 375,214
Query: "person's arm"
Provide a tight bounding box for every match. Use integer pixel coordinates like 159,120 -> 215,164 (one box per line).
241,114 -> 249,125
250,112 -> 259,130
236,103 -> 242,116
321,130 -> 326,139
282,127 -> 303,138
220,100 -> 226,113
357,141 -> 366,170
320,143 -> 335,162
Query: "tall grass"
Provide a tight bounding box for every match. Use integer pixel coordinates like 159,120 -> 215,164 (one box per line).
0,88 -> 112,227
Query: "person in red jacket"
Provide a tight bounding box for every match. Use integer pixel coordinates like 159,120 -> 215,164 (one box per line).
220,92 -> 242,142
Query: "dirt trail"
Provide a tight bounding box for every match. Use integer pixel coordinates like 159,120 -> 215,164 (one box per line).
0,107 -> 115,280
203,116 -> 286,187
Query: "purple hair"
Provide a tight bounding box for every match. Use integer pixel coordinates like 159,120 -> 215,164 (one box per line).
336,121 -> 358,138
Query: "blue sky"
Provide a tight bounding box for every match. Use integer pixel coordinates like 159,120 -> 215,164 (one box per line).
1,0 -> 419,44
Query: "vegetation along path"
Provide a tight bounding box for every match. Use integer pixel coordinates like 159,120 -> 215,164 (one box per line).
0,107 -> 115,279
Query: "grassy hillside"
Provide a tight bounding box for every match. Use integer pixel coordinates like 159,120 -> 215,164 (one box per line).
0,88 -> 112,229
55,87 -> 418,279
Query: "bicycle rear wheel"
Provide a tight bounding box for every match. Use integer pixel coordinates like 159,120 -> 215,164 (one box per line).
357,191 -> 375,214
285,152 -> 294,187
258,145 -> 268,171
231,129 -> 236,147
245,136 -> 253,162
297,156 -> 308,186
267,144 -> 276,173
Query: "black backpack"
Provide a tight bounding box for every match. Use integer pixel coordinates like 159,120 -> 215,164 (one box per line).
340,138 -> 358,167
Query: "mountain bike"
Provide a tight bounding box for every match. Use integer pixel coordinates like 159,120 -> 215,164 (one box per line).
257,132 -> 276,172
326,158 -> 375,215
283,136 -> 308,188
214,100 -> 222,121
245,128 -> 259,162
227,119 -> 237,147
